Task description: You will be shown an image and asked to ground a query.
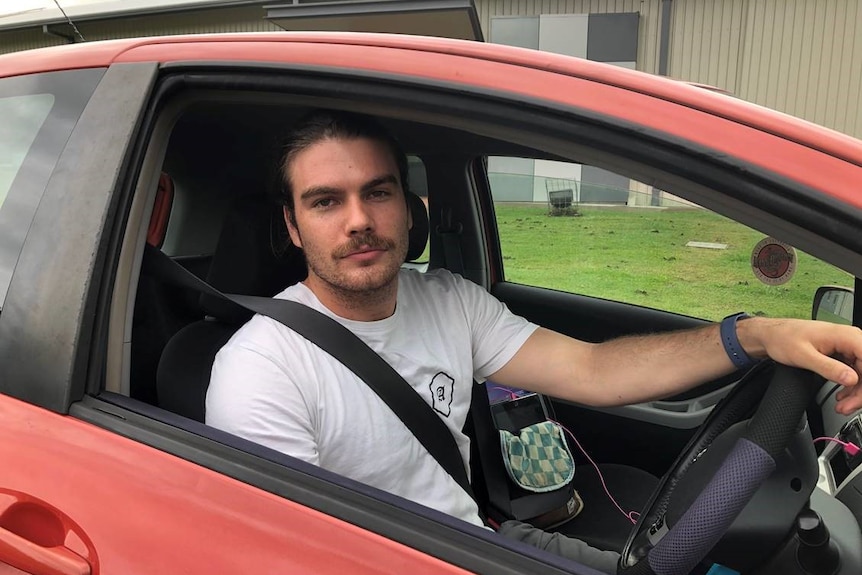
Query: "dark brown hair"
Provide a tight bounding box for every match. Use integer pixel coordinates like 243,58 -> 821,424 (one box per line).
279,110 -> 410,225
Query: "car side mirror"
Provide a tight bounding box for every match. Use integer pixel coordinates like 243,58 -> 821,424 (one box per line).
812,286 -> 854,324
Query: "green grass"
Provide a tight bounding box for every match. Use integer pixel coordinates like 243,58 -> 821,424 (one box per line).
495,204 -> 853,321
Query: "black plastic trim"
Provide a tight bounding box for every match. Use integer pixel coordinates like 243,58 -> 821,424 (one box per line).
0,68 -> 106,309
0,63 -> 157,412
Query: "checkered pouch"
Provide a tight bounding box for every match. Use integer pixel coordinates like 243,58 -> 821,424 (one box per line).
499,421 -> 575,493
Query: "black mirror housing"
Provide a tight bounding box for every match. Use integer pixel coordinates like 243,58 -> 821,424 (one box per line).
812,285 -> 854,324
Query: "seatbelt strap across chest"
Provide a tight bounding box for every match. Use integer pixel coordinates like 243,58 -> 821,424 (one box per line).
144,244 -> 477,503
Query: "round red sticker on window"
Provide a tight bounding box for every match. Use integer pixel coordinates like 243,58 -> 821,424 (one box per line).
751,237 -> 797,285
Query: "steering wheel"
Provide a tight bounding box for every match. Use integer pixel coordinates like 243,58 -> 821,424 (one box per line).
619,363 -> 823,575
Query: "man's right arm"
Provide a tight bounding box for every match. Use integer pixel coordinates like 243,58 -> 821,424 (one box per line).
206,340 -> 320,464
490,319 -> 862,414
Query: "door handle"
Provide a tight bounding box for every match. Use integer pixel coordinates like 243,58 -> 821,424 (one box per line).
0,528 -> 89,575
0,489 -> 93,575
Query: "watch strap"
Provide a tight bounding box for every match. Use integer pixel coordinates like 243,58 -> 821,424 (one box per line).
720,312 -> 756,369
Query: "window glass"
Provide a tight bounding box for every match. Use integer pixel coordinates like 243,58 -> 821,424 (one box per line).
0,94 -> 54,207
489,156 -> 853,321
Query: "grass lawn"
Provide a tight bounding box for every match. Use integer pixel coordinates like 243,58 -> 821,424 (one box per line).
494,204 -> 853,321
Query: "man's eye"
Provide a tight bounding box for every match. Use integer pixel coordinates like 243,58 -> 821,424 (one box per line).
313,198 -> 334,208
368,190 -> 390,199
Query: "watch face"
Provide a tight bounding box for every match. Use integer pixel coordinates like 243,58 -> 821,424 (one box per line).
750,237 -> 797,286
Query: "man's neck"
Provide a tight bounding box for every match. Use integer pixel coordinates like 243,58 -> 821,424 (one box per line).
303,276 -> 399,321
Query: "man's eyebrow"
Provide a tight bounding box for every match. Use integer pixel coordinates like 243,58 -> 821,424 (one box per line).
298,174 -> 400,202
299,186 -> 340,202
361,174 -> 399,191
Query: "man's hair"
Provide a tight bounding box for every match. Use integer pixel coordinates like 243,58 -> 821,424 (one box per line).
279,109 -> 410,225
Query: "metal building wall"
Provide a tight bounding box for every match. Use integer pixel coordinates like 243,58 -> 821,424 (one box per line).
669,0 -> 862,138
3,0 -> 858,138
0,5 -> 280,54
474,0 -> 665,73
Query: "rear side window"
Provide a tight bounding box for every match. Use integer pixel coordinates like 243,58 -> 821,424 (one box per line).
0,94 -> 53,206
0,68 -> 104,307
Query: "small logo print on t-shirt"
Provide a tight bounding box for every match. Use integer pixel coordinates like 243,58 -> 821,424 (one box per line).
429,372 -> 455,417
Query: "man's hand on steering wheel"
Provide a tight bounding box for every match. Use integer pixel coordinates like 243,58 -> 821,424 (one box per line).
736,317 -> 862,415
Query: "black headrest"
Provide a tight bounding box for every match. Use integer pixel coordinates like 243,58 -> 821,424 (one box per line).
200,196 -> 306,323
406,192 -> 429,262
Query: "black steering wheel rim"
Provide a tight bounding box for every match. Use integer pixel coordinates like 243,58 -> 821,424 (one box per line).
619,363 -> 823,575
622,361 -> 774,560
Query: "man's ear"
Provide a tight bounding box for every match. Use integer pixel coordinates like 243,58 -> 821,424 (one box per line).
283,207 -> 302,248
407,200 -> 413,231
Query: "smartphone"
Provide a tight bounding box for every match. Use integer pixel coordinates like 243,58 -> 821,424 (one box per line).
487,382 -> 550,433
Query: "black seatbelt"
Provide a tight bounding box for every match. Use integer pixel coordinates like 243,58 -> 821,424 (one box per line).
143,244 -> 476,502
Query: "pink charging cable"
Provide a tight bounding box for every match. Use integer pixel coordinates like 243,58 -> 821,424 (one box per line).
489,386 -> 639,524
550,418 -> 640,525
813,436 -> 861,455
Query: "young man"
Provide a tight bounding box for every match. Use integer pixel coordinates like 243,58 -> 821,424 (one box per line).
207,110 -> 862,574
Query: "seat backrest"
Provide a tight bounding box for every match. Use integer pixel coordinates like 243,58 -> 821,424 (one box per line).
198,195 -> 307,324
156,192 -> 429,422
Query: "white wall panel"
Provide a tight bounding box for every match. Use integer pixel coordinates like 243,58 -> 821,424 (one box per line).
538,13 -> 588,57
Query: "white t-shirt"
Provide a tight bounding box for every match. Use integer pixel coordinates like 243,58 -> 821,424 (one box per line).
206,268 -> 538,527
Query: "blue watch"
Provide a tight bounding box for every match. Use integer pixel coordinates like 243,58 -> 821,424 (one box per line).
720,312 -> 756,370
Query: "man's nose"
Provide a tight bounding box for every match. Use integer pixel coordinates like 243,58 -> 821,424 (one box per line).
345,196 -> 374,234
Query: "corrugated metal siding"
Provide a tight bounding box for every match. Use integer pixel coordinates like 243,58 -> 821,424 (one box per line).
0,29 -> 66,54
0,6 -> 280,54
670,0 -> 861,139
474,0 -> 664,73
669,0 -> 746,92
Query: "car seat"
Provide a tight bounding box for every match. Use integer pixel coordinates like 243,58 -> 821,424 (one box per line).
155,194 -> 307,421
130,173 -> 196,404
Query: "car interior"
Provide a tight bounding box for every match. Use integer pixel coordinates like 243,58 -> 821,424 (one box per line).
118,96 -> 660,551
99,71 -> 862,574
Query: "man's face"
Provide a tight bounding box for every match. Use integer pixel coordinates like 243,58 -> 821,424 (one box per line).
285,137 -> 411,297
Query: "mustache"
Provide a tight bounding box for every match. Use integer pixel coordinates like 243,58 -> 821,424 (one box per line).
333,233 -> 396,258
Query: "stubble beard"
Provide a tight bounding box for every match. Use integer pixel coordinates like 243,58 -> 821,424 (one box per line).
304,231 -> 408,312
